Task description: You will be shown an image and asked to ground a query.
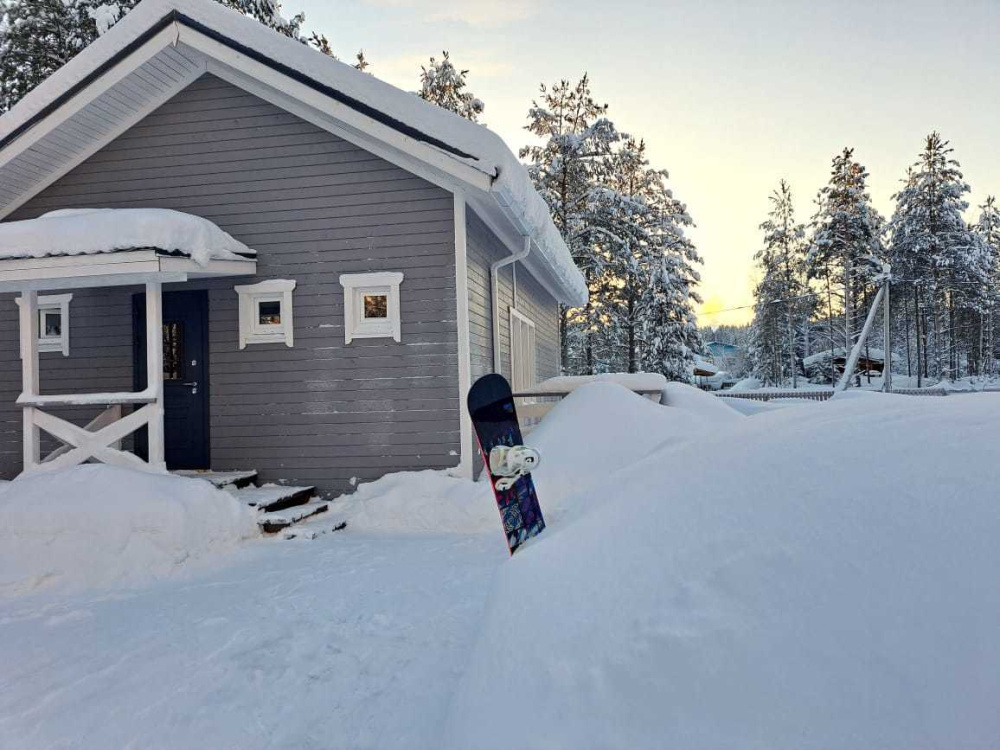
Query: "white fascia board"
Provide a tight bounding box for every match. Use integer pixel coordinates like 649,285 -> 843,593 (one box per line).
466,193 -> 570,306
0,251 -> 255,292
0,25 -> 182,176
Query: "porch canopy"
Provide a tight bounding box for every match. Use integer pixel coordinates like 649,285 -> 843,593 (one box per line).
0,208 -> 257,474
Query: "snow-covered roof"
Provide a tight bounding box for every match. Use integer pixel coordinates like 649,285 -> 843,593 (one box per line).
0,209 -> 253,265
803,347 -> 885,367
0,0 -> 587,306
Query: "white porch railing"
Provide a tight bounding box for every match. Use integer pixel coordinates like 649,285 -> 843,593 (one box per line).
18,282 -> 166,475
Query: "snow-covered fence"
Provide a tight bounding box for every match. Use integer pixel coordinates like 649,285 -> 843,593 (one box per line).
718,391 -> 833,403
719,387 -> 951,403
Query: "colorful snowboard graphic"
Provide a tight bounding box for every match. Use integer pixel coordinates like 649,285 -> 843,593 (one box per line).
467,374 -> 545,554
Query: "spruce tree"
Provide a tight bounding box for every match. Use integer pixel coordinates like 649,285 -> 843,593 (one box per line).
749,180 -> 808,386
971,196 -> 1000,375
808,148 -> 885,375
888,133 -> 981,381
418,51 -> 483,122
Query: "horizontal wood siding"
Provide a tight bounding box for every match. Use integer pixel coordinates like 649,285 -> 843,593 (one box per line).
0,74 -> 460,495
465,209 -> 560,383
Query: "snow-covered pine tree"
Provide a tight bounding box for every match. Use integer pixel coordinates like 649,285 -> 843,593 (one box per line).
0,0 -> 135,113
808,148 -> 884,381
748,180 -> 808,386
521,74 -> 618,373
598,138 -> 702,379
0,0 -> 340,114
970,196 -> 1000,375
418,51 -> 483,122
888,133 -> 982,381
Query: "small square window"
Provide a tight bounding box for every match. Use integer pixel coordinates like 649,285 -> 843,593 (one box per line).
340,272 -> 404,344
40,309 -> 62,339
235,280 -> 296,349
364,294 -> 388,319
258,300 -> 282,326
18,293 -> 72,356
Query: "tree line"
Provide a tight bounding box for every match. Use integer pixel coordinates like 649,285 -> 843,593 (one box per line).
748,135 -> 999,387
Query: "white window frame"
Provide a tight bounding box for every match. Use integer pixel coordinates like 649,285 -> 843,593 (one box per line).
339,272 -> 404,344
509,307 -> 537,392
17,293 -> 72,356
235,279 -> 296,349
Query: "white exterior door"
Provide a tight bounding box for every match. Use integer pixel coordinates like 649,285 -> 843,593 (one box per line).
509,308 -> 537,392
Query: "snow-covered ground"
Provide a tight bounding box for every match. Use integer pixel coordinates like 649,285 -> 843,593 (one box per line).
2,385 -> 999,749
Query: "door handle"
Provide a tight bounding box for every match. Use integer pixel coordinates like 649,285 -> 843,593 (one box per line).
182,381 -> 198,387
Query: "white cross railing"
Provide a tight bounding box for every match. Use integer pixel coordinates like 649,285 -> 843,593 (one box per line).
18,282 -> 166,475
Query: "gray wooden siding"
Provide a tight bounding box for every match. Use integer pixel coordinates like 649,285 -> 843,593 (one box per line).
0,74 -> 461,495
466,209 -> 561,384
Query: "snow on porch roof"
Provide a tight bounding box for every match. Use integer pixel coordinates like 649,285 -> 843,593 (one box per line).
0,208 -> 254,264
0,0 -> 588,307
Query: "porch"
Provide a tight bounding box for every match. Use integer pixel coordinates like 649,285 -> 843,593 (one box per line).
0,209 -> 257,476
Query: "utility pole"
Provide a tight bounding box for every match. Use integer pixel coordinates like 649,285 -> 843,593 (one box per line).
837,261 -> 891,393
883,279 -> 893,393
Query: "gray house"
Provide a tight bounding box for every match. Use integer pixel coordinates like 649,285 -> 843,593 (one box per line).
0,0 -> 587,497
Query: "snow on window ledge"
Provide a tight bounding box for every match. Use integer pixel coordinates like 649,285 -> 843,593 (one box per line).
339,272 -> 404,344
16,293 -> 72,357
235,279 -> 296,349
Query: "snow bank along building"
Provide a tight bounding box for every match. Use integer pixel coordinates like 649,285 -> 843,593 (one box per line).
0,0 -> 587,496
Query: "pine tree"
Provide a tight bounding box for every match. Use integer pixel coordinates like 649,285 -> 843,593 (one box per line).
749,180 -> 808,386
807,148 -> 885,381
0,0 -> 339,114
521,75 -> 618,373
888,133 -> 982,381
971,196 -> 1000,375
418,51 -> 483,122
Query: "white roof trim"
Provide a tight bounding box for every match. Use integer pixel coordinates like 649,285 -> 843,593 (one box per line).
0,250 -> 256,293
0,0 -> 588,306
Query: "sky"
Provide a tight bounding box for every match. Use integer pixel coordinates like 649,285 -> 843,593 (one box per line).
297,0 -> 1000,327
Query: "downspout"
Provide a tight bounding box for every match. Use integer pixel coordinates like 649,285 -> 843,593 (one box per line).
490,183 -> 533,374
490,235 -> 531,373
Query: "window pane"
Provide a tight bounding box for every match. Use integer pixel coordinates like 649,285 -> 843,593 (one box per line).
163,322 -> 183,381
258,301 -> 281,326
364,294 -> 388,319
41,310 -> 61,338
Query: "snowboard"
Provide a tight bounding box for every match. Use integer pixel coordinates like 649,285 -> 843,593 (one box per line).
467,373 -> 545,554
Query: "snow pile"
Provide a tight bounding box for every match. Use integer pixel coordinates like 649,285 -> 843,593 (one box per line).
446,392 -> 1000,749
0,208 -> 253,264
533,372 -> 667,394
0,466 -> 258,596
332,469 -> 497,535
528,383 -> 719,521
661,381 -> 744,424
729,375 -> 762,391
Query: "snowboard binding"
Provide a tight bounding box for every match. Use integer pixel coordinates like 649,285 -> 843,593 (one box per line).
489,445 -> 541,491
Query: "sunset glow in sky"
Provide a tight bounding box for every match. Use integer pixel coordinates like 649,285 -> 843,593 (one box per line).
299,0 -> 1000,326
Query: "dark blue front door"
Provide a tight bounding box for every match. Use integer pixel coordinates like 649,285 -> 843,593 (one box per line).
133,290 -> 210,470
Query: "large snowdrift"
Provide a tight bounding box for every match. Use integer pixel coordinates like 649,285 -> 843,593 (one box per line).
0,466 -> 259,596
446,389 -> 1000,749
0,208 -> 253,263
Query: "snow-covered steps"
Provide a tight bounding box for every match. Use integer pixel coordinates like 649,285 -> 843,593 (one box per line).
174,469 -> 259,489
229,484 -> 317,513
258,500 -> 330,534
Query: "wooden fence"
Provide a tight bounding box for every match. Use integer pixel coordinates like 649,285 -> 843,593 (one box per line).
718,387 -> 950,403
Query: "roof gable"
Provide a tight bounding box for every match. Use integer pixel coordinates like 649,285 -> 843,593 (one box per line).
0,0 -> 588,306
